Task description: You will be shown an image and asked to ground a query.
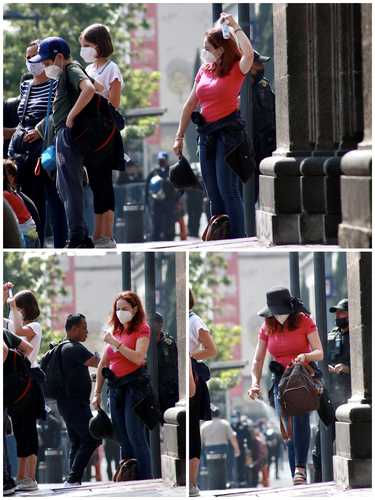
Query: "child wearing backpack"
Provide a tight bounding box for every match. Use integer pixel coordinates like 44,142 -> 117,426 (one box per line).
80,23 -> 124,249
29,36 -> 97,248
248,287 -> 324,486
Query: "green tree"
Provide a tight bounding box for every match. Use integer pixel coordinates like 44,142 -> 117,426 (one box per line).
190,253 -> 241,389
3,253 -> 67,355
3,3 -> 160,139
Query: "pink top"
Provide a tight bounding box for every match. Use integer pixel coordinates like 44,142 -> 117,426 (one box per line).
195,61 -> 245,123
258,314 -> 317,368
106,322 -> 150,377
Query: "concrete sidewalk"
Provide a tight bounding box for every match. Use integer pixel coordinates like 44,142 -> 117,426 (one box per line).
200,482 -> 372,498
14,479 -> 186,497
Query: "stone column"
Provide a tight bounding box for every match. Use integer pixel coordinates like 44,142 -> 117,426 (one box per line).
257,4 -> 311,244
338,4 -> 372,248
333,252 -> 372,488
161,253 -> 186,486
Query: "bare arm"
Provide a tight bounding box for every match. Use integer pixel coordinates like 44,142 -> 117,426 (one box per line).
3,343 -> 8,362
67,78 -> 96,124
248,339 -> 267,399
220,12 -> 254,74
172,83 -> 199,156
8,299 -> 36,340
191,329 -> 217,361
91,350 -> 109,409
108,79 -> 121,109
189,357 -> 196,398
84,353 -> 100,368
295,329 -> 324,363
105,332 -> 150,366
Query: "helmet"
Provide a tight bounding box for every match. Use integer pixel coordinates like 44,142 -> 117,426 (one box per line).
89,407 -> 114,440
169,155 -> 202,190
149,174 -> 165,200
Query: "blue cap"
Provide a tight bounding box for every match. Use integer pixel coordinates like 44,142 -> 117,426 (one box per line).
29,36 -> 70,63
158,151 -> 169,161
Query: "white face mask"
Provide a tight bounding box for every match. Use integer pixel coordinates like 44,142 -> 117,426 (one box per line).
26,60 -> 45,77
44,64 -> 63,80
274,314 -> 289,325
200,48 -> 217,65
116,309 -> 134,325
80,46 -> 97,63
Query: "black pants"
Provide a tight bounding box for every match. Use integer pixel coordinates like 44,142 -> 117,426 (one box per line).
3,410 -> 12,485
57,398 -> 100,483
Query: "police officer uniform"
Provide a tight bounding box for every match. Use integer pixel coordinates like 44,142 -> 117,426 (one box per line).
252,51 -> 276,201
327,298 -> 351,409
157,330 -> 179,416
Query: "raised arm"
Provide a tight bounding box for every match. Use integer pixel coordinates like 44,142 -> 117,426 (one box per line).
220,12 -> 254,74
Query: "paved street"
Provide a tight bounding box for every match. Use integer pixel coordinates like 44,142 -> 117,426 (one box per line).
14,479 -> 186,497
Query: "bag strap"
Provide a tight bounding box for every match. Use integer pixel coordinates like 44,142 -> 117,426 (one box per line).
42,81 -> 54,147
20,81 -> 33,125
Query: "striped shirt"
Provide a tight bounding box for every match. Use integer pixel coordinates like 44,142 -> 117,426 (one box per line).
17,79 -> 58,124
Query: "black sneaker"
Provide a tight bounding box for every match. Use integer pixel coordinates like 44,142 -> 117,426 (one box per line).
4,478 -> 16,496
64,237 -> 95,249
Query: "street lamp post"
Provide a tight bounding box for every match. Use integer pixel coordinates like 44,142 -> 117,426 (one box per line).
212,3 -> 222,22
238,3 -> 256,236
289,252 -> 300,297
313,253 -> 334,482
122,253 -> 131,290
144,252 -> 161,478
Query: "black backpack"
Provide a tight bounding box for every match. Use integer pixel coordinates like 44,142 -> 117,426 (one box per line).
66,63 -> 117,156
4,348 -> 32,409
40,341 -> 69,399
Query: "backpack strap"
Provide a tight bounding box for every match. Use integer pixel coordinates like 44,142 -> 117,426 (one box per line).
19,81 -> 33,126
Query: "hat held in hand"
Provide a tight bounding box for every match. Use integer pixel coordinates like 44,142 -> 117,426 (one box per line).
169,155 -> 202,190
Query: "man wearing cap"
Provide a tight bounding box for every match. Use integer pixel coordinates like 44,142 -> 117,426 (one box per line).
250,50 -> 276,202
327,298 -> 351,409
30,37 -> 96,248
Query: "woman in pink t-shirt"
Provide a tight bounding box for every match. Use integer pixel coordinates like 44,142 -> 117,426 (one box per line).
248,287 -> 323,486
173,12 -> 254,240
92,291 -> 152,480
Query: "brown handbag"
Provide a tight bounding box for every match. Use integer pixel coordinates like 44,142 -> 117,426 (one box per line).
112,458 -> 138,482
278,363 -> 324,440
202,214 -> 230,241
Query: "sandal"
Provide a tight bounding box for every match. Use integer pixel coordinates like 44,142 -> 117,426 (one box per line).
293,467 -> 307,486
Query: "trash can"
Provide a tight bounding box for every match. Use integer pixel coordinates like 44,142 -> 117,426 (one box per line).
37,461 -> 48,484
199,465 -> 209,490
122,204 -> 144,243
45,448 -> 64,483
206,452 -> 227,490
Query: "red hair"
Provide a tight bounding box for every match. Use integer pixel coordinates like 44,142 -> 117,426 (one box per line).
109,291 -> 146,334
205,27 -> 242,77
265,313 -> 309,335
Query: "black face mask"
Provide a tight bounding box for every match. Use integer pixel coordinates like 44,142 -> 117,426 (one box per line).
336,318 -> 349,330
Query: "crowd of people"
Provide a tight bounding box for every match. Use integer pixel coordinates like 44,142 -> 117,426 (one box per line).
3,283 -> 179,495
189,284 -> 351,496
4,10 -> 276,248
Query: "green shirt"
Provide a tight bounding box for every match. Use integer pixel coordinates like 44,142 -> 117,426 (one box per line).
53,62 -> 89,131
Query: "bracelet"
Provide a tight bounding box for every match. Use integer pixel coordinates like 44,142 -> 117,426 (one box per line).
234,28 -> 243,34
175,135 -> 184,140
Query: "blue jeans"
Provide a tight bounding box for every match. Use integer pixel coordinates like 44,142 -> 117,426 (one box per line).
56,127 -> 88,241
109,385 -> 152,480
199,134 -> 245,238
45,177 -> 68,248
273,381 -> 310,476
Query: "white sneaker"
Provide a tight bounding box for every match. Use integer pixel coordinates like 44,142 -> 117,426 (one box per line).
63,481 -> 81,488
189,484 -> 200,497
94,236 -> 117,248
15,478 -> 38,491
